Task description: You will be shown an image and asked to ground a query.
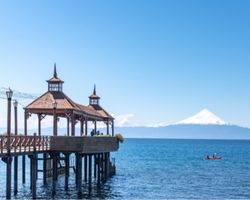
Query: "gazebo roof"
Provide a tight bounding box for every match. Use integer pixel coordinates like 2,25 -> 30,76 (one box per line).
25,90 -> 113,120
88,104 -> 113,119
26,91 -> 77,110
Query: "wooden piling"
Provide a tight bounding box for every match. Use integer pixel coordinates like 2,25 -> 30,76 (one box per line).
84,155 -> 87,182
107,152 -> 110,178
43,153 -> 47,185
94,154 -> 97,179
88,154 -> 92,186
97,154 -> 101,185
75,153 -> 78,186
3,157 -> 12,199
30,158 -> 32,190
14,156 -> 18,195
64,153 -> 70,191
101,153 -> 104,182
30,154 -> 37,199
22,156 -> 26,184
104,153 -> 108,180
77,154 -> 82,195
52,154 -> 58,195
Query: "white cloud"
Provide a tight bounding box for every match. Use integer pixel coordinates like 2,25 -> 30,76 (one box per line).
112,113 -> 139,127
146,122 -> 170,128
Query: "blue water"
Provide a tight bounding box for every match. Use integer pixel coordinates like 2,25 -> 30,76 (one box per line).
1,139 -> 250,199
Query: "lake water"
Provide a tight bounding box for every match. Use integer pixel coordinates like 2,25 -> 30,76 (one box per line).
0,139 -> 250,199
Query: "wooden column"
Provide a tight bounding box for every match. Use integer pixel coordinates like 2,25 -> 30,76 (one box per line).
71,114 -> 75,136
84,155 -> 88,182
24,111 -> 28,136
67,117 -> 70,136
80,119 -> 84,136
38,114 -> 41,136
64,153 -> 70,191
53,108 -> 57,136
43,153 -> 47,185
94,121 -> 97,134
85,119 -> 88,136
112,120 -> 115,137
107,120 -> 110,135
82,119 -> 85,136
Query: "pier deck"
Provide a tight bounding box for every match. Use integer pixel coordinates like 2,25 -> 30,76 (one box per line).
0,135 -> 119,157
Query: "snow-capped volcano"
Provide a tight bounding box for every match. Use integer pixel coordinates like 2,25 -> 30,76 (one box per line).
177,109 -> 227,125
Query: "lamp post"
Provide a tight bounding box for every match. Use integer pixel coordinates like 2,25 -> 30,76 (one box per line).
6,88 -> 13,152
13,100 -> 18,195
13,100 -> 18,136
53,101 -> 57,136
6,88 -> 13,199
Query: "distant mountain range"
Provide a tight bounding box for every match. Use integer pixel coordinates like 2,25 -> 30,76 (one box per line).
116,125 -> 250,139
117,109 -> 250,139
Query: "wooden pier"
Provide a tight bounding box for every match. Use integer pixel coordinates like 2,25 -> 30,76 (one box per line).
0,65 -> 120,199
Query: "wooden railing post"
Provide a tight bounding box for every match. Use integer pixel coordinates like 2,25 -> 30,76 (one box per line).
19,136 -> 22,152
33,133 -> 36,152
42,136 -> 44,151
28,137 -> 31,152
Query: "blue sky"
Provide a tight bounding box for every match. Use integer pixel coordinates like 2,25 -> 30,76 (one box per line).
0,0 -> 250,128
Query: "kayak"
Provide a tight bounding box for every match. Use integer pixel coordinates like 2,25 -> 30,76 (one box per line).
205,156 -> 222,160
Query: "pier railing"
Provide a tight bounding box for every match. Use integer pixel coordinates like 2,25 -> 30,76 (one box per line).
0,135 -> 50,154
0,135 -> 119,155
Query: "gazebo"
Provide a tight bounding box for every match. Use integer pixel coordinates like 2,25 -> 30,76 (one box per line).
24,64 -> 115,137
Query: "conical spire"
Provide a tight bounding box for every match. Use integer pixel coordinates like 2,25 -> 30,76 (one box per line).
93,84 -> 96,95
89,84 -> 100,103
54,63 -> 57,78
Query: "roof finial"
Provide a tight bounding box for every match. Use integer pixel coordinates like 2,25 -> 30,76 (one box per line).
54,63 -> 57,78
93,84 -> 96,95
